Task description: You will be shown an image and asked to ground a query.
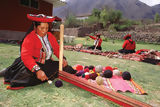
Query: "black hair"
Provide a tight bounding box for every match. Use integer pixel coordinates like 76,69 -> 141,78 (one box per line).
125,36 -> 131,40
20,21 -> 41,51
97,35 -> 100,38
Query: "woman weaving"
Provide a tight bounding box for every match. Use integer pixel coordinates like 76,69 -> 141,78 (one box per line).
0,14 -> 67,89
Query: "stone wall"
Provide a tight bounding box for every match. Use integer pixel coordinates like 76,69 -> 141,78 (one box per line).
64,24 -> 103,37
64,28 -> 79,37
97,31 -> 160,44
64,27 -> 160,44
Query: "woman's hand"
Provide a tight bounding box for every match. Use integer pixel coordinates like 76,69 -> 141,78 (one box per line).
63,58 -> 68,67
85,34 -> 90,36
36,70 -> 48,81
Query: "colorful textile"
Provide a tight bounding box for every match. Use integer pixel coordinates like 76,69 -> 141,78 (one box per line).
64,45 -> 160,65
89,75 -> 146,95
70,64 -> 147,95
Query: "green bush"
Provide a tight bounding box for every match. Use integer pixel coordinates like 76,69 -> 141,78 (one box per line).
103,37 -> 108,42
154,13 -> 160,23
108,24 -> 117,32
85,16 -> 100,25
64,14 -> 80,28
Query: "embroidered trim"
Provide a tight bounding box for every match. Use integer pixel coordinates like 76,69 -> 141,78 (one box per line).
32,65 -> 41,72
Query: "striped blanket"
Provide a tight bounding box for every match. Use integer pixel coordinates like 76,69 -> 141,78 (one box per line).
64,45 -> 160,65
87,76 -> 146,95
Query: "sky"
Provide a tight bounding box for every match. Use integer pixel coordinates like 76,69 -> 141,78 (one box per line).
61,0 -> 160,6
135,0 -> 160,6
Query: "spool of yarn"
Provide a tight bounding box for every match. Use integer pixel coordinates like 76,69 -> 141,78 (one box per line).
48,80 -> 52,84
84,66 -> 89,69
96,76 -> 104,85
75,70 -> 84,76
89,73 -> 98,80
88,65 -> 94,70
113,67 -> 118,70
95,65 -> 103,73
113,69 -> 121,76
76,65 -> 83,71
85,74 -> 90,80
122,71 -> 131,80
100,72 -> 103,77
82,72 -> 89,78
93,67 -> 95,72
105,66 -> 113,71
82,73 -> 85,78
84,68 -> 89,73
89,70 -> 95,74
55,80 -> 63,87
103,70 -> 113,78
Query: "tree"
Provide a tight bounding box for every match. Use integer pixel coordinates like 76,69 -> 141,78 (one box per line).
64,14 -> 79,28
100,9 -> 109,27
86,16 -> 99,25
108,10 -> 122,24
92,8 -> 101,18
154,13 -> 160,23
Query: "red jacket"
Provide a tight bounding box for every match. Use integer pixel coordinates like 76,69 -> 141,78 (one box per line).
122,39 -> 136,50
21,30 -> 59,72
89,36 -> 102,47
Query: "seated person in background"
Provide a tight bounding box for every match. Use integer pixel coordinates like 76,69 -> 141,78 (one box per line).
87,34 -> 102,50
118,34 -> 136,54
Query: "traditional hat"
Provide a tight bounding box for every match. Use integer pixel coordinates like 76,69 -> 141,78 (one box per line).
95,34 -> 101,37
123,34 -> 131,40
27,14 -> 62,22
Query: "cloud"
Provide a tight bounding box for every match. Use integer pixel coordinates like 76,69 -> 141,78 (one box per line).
139,0 -> 160,6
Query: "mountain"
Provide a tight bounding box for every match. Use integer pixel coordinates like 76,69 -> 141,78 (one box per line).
152,4 -> 160,14
53,0 -> 160,20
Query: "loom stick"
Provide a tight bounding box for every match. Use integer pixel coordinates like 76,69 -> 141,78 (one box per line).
59,24 -> 64,71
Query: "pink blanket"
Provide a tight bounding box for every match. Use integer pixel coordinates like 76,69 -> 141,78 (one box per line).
89,75 -> 146,94
107,76 -> 134,92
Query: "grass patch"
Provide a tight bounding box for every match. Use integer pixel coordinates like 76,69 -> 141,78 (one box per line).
0,43 -> 118,107
0,38 -> 160,107
70,37 -> 160,51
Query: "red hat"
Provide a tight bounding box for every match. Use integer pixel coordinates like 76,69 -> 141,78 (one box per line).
123,34 -> 131,40
27,14 -> 62,22
95,34 -> 101,36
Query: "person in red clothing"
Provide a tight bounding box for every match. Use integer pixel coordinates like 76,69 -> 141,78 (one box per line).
118,34 -> 136,54
0,14 -> 68,89
87,34 -> 102,50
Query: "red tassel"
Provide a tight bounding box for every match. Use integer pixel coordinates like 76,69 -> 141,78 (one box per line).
6,86 -> 25,90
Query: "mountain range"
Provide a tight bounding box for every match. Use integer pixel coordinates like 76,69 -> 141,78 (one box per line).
53,0 -> 160,20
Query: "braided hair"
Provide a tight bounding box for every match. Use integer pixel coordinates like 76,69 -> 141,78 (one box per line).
20,21 -> 41,51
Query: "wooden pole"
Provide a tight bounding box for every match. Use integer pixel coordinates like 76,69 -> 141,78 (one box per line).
59,24 -> 64,71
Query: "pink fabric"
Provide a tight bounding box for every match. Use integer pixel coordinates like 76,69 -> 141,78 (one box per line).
109,76 -> 134,93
